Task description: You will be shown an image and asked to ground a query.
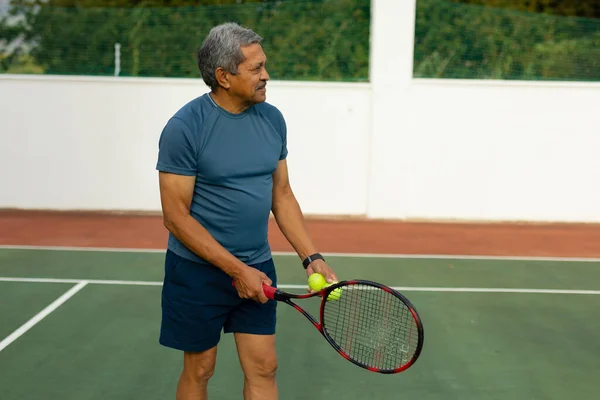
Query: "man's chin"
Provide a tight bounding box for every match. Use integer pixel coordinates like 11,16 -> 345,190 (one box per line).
254,89 -> 267,102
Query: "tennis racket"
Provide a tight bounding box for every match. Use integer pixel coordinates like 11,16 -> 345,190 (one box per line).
238,279 -> 424,374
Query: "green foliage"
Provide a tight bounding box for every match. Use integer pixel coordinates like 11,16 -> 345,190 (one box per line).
413,0 -> 600,81
1,53 -> 46,73
530,33 -> 600,81
448,0 -> 600,19
1,0 -> 370,81
1,0 -> 37,72
7,0 -> 597,82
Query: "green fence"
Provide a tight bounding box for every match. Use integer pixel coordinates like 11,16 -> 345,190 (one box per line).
414,0 -> 600,82
0,0 -> 370,82
3,0 -> 599,82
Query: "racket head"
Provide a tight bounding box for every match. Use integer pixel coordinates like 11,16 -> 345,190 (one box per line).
318,280 -> 424,374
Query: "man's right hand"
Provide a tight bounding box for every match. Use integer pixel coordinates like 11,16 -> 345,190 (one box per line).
232,266 -> 272,304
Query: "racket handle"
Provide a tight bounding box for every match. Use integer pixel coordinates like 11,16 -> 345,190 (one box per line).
231,281 -> 277,300
262,283 -> 277,300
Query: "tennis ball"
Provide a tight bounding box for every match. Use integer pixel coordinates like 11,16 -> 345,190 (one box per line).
308,273 -> 327,291
324,282 -> 342,301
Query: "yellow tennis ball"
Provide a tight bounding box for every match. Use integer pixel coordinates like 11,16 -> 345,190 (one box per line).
308,273 -> 327,291
324,282 -> 342,301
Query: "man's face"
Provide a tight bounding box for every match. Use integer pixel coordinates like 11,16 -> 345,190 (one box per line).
228,43 -> 270,105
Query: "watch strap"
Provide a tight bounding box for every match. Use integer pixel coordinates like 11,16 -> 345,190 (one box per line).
302,253 -> 325,269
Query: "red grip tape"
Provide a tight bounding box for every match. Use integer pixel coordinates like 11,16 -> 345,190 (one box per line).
262,284 -> 277,300
232,280 -> 276,300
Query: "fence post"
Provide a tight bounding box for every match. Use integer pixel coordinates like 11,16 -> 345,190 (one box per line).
114,43 -> 121,77
368,0 -> 418,218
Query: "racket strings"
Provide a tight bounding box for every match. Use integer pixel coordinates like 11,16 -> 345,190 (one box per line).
322,284 -> 419,370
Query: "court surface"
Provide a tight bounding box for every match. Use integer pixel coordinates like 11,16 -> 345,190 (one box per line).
1,246 -> 599,400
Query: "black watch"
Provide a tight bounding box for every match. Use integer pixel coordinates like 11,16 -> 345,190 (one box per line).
302,253 -> 325,269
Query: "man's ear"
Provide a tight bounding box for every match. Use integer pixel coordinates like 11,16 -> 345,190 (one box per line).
214,67 -> 231,89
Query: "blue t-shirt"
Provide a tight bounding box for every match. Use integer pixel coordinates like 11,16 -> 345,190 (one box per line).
156,93 -> 288,265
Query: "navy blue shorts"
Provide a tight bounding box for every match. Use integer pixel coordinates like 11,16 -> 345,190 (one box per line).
159,250 -> 278,353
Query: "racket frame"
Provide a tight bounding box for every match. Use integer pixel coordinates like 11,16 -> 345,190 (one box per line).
264,279 -> 424,374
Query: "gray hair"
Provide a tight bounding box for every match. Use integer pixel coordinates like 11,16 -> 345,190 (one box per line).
197,22 -> 263,90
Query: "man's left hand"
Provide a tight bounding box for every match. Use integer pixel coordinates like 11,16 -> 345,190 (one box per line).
306,259 -> 338,292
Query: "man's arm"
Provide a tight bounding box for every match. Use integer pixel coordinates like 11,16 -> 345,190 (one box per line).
159,171 -> 270,303
270,160 -> 338,282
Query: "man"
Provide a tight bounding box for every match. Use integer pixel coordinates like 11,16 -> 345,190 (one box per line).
155,22 -> 338,400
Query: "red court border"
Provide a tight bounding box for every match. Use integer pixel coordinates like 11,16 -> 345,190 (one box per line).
1,210 -> 599,258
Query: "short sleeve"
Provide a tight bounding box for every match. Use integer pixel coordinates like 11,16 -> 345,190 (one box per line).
156,117 -> 197,176
279,113 -> 288,160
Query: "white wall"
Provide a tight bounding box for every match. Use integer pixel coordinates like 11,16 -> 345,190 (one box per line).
1,0 -> 599,223
368,79 -> 600,222
367,0 -> 600,222
0,75 -> 371,214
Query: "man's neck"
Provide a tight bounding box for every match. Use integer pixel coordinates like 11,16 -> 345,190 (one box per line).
209,90 -> 250,114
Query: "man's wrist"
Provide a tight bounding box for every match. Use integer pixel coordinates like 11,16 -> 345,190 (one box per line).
219,258 -> 250,279
302,253 -> 325,269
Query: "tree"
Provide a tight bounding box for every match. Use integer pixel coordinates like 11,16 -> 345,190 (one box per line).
1,0 -> 371,81
414,0 -> 600,81
449,0 -> 600,19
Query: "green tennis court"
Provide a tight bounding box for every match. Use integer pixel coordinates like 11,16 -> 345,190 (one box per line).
1,247 -> 599,400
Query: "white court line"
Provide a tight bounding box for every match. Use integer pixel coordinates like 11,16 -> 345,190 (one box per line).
0,277 -> 162,286
0,277 -> 598,295
0,245 -> 165,254
1,244 -> 599,262
0,281 -> 88,352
